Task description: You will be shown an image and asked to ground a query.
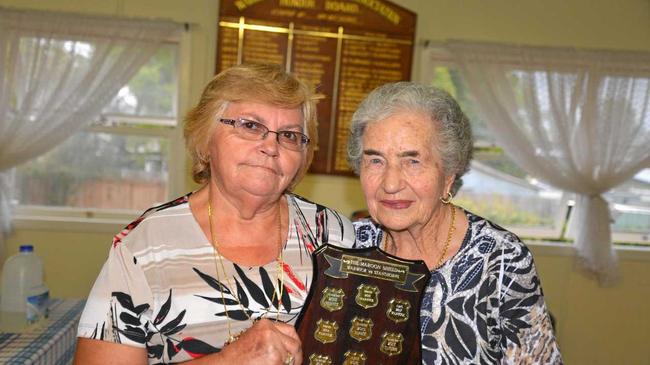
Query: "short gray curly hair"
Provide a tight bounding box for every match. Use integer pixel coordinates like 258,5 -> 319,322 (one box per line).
347,82 -> 473,194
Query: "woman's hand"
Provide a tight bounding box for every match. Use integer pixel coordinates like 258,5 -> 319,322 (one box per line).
218,319 -> 302,365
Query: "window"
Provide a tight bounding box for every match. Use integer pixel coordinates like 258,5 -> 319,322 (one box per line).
13,43 -> 182,221
424,62 -> 650,245
604,169 -> 650,243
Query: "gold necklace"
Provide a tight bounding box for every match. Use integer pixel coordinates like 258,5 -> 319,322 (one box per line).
434,204 -> 456,269
383,204 -> 456,270
207,190 -> 285,345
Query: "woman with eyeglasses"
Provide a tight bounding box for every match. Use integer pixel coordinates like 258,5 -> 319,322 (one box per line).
74,63 -> 356,365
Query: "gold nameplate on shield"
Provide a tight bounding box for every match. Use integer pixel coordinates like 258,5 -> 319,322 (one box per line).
343,350 -> 367,365
355,284 -> 380,309
340,254 -> 410,283
386,298 -> 411,323
309,353 -> 332,365
314,319 -> 339,344
349,317 -> 374,342
380,332 -> 404,356
320,287 -> 345,312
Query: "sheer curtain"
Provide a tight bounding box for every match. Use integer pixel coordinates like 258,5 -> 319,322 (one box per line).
440,41 -> 650,283
0,7 -> 181,248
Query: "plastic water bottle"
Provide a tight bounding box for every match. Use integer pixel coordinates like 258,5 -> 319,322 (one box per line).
0,245 -> 49,331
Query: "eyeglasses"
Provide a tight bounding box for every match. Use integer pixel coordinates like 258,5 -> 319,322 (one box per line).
219,118 -> 310,151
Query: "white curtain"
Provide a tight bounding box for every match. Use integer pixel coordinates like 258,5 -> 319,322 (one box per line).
0,7 -> 181,246
440,41 -> 650,283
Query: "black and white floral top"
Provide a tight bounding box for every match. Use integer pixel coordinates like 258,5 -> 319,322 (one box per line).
354,210 -> 562,365
77,193 -> 356,364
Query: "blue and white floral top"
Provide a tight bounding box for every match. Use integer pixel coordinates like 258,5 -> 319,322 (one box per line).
354,209 -> 562,365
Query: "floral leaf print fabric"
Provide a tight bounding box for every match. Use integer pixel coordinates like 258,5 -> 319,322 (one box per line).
354,210 -> 562,365
106,289 -> 192,362
259,267 -> 280,309
112,291 -> 148,344
195,264 -> 292,322
195,267 -> 251,319
233,264 -> 270,309
178,337 -> 219,359
192,267 -> 231,294
77,193 -> 356,364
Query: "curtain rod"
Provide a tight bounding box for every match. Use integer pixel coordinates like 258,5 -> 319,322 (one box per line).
421,39 -> 650,74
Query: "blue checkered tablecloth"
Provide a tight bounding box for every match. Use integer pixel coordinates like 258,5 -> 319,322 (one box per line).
0,299 -> 85,365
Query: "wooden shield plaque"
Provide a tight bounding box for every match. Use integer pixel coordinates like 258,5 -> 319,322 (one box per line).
296,244 -> 430,365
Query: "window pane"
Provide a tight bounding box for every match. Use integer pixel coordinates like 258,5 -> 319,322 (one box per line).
14,132 -> 169,211
456,158 -> 564,231
607,169 -> 650,237
431,66 -> 565,234
102,44 -> 178,119
430,66 -> 494,145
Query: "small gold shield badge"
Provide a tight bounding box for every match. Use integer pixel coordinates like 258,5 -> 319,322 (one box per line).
342,350 -> 367,365
386,298 -> 411,323
348,316 -> 374,342
320,287 -> 345,312
308,353 -> 332,365
380,332 -> 404,356
355,284 -> 380,309
314,319 -> 339,344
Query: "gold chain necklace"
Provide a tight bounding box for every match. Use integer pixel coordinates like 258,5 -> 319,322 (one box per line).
434,204 -> 456,269
384,204 -> 456,270
207,190 -> 285,345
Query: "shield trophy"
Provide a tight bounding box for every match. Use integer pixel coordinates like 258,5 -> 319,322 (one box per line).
296,244 -> 430,365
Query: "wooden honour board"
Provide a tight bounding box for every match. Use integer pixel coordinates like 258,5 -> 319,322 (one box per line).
216,0 -> 416,174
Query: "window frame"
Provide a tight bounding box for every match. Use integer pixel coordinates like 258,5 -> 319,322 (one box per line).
421,45 -> 650,246
460,160 -> 570,240
12,38 -> 188,231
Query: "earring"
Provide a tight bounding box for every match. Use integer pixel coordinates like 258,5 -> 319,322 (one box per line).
440,192 -> 453,204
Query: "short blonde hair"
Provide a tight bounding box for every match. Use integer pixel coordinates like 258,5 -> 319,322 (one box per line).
184,63 -> 320,188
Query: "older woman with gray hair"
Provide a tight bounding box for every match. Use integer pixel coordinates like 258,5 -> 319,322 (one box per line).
349,82 -> 562,364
